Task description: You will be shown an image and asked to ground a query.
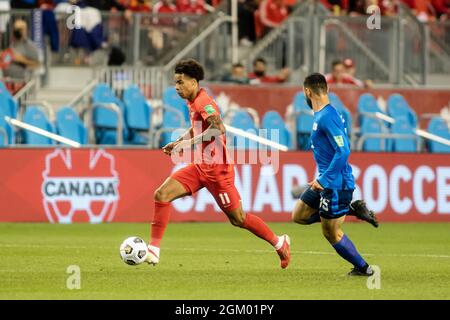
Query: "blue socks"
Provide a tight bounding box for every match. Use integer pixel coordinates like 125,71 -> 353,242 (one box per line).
332,234 -> 367,270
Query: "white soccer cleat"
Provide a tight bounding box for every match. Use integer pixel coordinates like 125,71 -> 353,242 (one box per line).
145,245 -> 160,265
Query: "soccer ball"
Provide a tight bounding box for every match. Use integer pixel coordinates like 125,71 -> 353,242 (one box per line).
119,236 -> 148,265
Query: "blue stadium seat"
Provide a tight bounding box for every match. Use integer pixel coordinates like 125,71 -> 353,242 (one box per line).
56,107 -> 88,145
391,118 -> 417,152
0,84 -> 18,119
292,92 -> 308,111
0,116 -> 14,146
22,106 -> 55,145
387,94 -> 417,127
291,92 -> 313,150
123,85 -> 152,145
92,83 -> 128,144
427,117 -> 450,153
162,87 -> 189,124
229,110 -> 258,149
357,93 -> 383,126
261,111 -> 292,150
329,92 -> 352,136
360,118 -> 390,152
159,109 -> 187,147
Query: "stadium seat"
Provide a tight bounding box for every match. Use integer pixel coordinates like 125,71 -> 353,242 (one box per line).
387,94 -> 418,127
291,92 -> 313,150
357,93 -> 383,126
55,107 -> 88,145
427,117 -> 450,153
359,118 -> 390,152
0,84 -> 18,119
123,85 -> 153,145
22,106 -> 55,145
158,109 -> 187,148
229,110 -> 258,149
261,111 -> 292,150
162,87 -> 189,124
391,118 -> 417,152
0,115 -> 14,146
92,83 -> 129,144
329,92 -> 352,136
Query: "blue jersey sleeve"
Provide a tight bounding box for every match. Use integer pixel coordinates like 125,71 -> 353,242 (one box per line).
317,111 -> 351,189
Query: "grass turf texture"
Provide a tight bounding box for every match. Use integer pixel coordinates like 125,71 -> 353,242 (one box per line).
0,222 -> 449,300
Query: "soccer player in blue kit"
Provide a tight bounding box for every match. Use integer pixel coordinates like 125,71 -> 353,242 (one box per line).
292,73 -> 375,276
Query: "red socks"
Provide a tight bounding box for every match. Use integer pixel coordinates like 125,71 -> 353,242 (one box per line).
150,203 -> 277,249
242,213 -> 278,246
150,201 -> 171,247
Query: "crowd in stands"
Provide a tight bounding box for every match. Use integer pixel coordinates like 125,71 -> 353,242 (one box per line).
237,0 -> 449,46
319,0 -> 450,22
221,57 -> 290,84
8,0 -> 220,14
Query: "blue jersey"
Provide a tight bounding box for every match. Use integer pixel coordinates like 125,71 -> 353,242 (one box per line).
311,104 -> 355,190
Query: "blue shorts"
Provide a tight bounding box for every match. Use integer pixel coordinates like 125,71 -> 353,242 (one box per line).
300,186 -> 354,219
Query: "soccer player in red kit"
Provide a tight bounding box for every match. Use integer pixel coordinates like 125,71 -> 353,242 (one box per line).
146,59 -> 291,268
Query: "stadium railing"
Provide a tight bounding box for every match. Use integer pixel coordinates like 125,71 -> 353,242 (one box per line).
81,102 -> 124,146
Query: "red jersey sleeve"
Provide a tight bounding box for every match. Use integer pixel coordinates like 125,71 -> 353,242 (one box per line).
194,96 -> 220,121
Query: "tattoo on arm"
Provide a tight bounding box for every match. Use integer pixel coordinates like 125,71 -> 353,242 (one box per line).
176,127 -> 193,142
190,115 -> 226,146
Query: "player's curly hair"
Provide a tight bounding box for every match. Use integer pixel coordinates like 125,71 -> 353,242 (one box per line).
174,59 -> 205,82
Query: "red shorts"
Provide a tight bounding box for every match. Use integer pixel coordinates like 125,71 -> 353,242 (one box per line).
171,164 -> 241,212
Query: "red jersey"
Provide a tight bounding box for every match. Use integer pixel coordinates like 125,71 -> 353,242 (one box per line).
325,73 -> 364,87
177,0 -> 207,14
248,73 -> 284,84
259,0 -> 288,27
187,88 -> 232,178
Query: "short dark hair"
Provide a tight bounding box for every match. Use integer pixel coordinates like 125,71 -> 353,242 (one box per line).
303,73 -> 328,95
253,57 -> 266,66
232,63 -> 244,69
174,59 -> 205,82
331,59 -> 343,69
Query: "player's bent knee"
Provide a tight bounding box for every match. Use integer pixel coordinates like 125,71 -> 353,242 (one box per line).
322,228 -> 341,244
154,187 -> 170,203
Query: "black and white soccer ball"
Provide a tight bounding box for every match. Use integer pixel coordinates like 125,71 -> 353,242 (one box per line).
119,237 -> 148,265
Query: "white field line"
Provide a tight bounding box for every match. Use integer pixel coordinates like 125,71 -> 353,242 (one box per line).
1,244 -> 448,259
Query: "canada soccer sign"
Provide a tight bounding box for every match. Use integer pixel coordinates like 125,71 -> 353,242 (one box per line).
0,148 -> 447,223
41,149 -> 119,223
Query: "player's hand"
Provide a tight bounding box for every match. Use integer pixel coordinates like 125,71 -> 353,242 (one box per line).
171,139 -> 192,154
309,179 -> 324,192
162,141 -> 179,155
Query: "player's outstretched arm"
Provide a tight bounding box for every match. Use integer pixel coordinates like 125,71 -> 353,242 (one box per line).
172,115 -> 225,153
162,127 -> 193,155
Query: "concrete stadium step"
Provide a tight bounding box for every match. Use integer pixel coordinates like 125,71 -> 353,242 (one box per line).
36,87 -> 84,109
36,66 -> 96,109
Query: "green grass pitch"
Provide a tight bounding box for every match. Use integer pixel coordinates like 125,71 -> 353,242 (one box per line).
0,222 -> 449,299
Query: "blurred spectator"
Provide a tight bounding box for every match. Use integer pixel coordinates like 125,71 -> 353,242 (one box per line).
177,0 -> 208,14
258,0 -> 288,36
153,0 -> 178,25
248,57 -> 290,84
85,0 -> 126,11
343,58 -> 373,88
11,0 -> 38,9
108,45 -> 126,65
127,0 -> 152,12
325,59 -> 364,87
221,63 -> 249,84
0,0 -> 11,37
69,2 -> 106,65
238,0 -> 259,45
154,0 -> 178,14
432,0 -> 450,19
3,19 -> 40,80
